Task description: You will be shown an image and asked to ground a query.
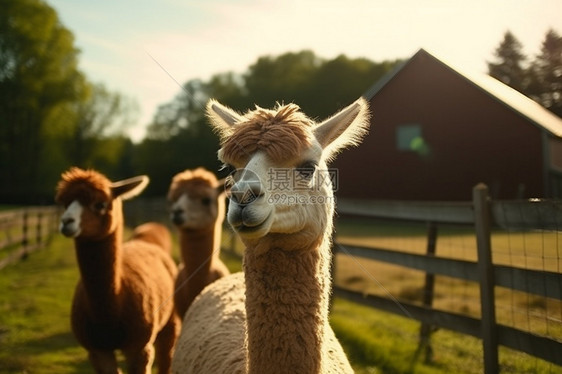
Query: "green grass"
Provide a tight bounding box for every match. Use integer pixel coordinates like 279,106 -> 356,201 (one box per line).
331,298 -> 477,374
0,205 -> 22,211
0,235 -> 90,373
331,298 -> 562,374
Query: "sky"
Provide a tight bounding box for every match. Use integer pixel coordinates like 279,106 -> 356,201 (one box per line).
48,0 -> 562,142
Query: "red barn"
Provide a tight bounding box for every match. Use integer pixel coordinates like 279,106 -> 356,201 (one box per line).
333,49 -> 562,201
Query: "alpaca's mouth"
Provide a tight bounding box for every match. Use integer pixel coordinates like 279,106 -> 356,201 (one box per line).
235,223 -> 263,234
61,224 -> 80,238
233,211 -> 272,237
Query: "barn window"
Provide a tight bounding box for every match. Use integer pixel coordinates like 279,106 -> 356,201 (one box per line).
396,124 -> 431,156
396,124 -> 422,151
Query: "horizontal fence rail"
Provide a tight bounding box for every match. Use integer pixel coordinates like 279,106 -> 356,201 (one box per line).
334,184 -> 562,373
337,198 -> 475,224
0,206 -> 60,270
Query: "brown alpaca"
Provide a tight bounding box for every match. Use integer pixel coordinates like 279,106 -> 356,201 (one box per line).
171,98 -> 370,373
167,167 -> 230,318
55,167 -> 179,374
129,222 -> 173,253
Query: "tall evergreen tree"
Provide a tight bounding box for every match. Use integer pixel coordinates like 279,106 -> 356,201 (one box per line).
528,29 -> 562,117
488,31 -> 528,93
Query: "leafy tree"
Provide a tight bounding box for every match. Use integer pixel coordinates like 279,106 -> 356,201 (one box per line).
0,0 -> 87,202
146,80 -> 206,141
206,72 -> 249,111
488,31 -> 528,93
65,82 -> 138,167
134,126 -> 221,196
137,79 -> 224,196
90,135 -> 136,179
244,50 -> 400,118
245,50 -> 320,108
307,55 -> 401,118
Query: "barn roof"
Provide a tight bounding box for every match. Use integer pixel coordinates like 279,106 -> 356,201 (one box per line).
363,48 -> 562,138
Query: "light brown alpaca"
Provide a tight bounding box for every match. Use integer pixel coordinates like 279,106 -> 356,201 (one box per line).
129,222 -> 173,253
171,98 -> 370,373
167,167 -> 230,317
55,167 -> 179,374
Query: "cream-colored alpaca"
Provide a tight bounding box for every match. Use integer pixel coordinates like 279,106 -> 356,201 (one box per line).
167,168 -> 230,318
171,98 -> 370,374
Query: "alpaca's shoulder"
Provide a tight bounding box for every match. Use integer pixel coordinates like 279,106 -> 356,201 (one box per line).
186,272 -> 245,324
172,272 -> 246,373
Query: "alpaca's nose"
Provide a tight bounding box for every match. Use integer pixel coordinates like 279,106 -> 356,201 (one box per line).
230,180 -> 263,205
60,216 -> 80,237
61,217 -> 75,226
171,209 -> 184,225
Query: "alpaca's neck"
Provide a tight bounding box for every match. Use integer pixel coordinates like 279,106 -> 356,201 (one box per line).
179,222 -> 221,274
74,227 -> 123,319
243,232 -> 332,374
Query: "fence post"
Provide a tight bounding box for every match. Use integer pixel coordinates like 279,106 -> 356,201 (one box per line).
49,207 -> 58,244
473,183 -> 499,374
21,210 -> 29,260
417,222 -> 437,362
36,210 -> 42,245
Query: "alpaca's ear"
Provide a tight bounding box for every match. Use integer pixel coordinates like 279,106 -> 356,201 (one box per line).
206,99 -> 244,140
313,98 -> 371,162
216,178 -> 229,196
111,175 -> 149,200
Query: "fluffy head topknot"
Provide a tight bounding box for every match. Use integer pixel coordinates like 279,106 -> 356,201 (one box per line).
218,103 -> 315,164
55,167 -> 112,205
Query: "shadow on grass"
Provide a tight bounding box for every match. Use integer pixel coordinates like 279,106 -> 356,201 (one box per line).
0,330 -> 90,373
24,330 -> 77,351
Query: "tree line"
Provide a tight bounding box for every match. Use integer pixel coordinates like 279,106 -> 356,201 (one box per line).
136,52 -> 401,195
1,0 -> 560,203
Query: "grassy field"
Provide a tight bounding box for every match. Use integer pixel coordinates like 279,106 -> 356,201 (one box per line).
1,224 -> 561,373
0,235 -> 91,372
332,298 -> 562,374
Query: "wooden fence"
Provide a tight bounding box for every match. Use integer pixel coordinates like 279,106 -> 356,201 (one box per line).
0,206 -> 60,270
334,184 -> 562,373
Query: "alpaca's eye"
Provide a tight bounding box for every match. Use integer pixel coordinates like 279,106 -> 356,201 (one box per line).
201,197 -> 211,206
225,174 -> 236,189
295,161 -> 317,180
220,163 -> 235,175
93,201 -> 107,212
